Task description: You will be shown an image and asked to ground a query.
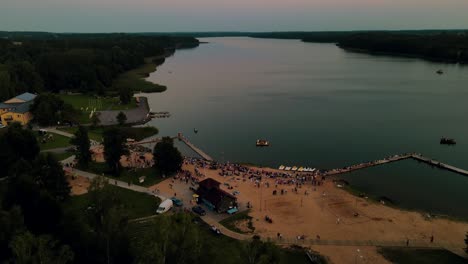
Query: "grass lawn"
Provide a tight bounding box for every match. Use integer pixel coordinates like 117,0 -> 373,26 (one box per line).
59,126 -> 105,142
59,94 -> 138,123
58,126 -> 158,142
36,131 -> 72,150
378,247 -> 468,264
59,94 -> 137,111
49,152 -> 74,161
82,162 -> 166,187
69,184 -> 161,219
110,57 -> 167,93
219,210 -> 255,234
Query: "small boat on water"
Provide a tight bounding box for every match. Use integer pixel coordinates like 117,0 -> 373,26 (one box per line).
292,166 -> 298,171
285,166 -> 292,171
256,139 -> 270,147
298,167 -> 304,172
440,137 -> 456,145
436,69 -> 444,75
194,128 -> 198,134
278,165 -> 285,170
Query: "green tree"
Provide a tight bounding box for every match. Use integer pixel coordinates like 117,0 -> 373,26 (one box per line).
132,214 -> 202,264
8,61 -> 44,94
91,112 -> 101,128
0,68 -> 15,101
32,153 -> 71,201
0,123 -> 39,174
241,239 -> 281,264
29,93 -> 78,126
87,176 -> 132,264
3,160 -> 63,235
71,126 -> 91,167
103,128 -> 128,175
116,111 -> 127,126
153,137 -> 183,176
9,232 -> 74,264
119,86 -> 132,104
0,206 -> 25,260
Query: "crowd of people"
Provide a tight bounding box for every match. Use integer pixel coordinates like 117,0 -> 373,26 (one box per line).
183,157 -> 326,190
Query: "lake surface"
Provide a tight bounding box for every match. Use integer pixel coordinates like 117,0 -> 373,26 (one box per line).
142,37 -> 468,218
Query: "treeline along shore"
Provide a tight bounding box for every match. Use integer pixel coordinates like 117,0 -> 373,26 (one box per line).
139,30 -> 468,64
0,32 -> 199,101
252,31 -> 468,64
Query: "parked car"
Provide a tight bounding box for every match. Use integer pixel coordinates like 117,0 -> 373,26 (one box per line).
192,206 -> 206,216
156,199 -> 174,214
171,197 -> 183,207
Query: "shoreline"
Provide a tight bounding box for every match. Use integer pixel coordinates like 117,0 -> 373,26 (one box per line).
141,39 -> 468,223
151,161 -> 468,260
337,46 -> 468,65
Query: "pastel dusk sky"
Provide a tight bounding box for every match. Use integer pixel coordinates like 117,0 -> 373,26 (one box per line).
1,0 -> 468,32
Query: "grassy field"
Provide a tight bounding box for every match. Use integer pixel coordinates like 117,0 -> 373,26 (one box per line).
110,57 -> 167,93
70,184 -> 161,219
36,131 -> 71,150
59,94 -> 138,123
59,126 -> 105,142
49,152 -> 74,161
128,214 -> 318,264
82,162 -> 165,187
378,247 -> 468,264
219,210 -> 255,234
59,94 -> 137,111
58,126 -> 158,142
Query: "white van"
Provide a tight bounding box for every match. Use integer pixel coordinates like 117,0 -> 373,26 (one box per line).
156,199 -> 173,214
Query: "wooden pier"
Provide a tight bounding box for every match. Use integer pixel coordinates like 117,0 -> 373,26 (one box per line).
323,153 -> 414,176
323,153 -> 468,177
177,133 -> 213,161
132,136 -> 177,146
410,154 -> 468,176
127,134 -> 213,161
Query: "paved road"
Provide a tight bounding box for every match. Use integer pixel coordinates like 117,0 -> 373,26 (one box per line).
34,127 -> 75,138
41,147 -> 70,153
71,168 -> 166,201
98,97 -> 150,126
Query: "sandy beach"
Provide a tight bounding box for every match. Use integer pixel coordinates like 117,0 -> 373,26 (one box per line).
151,162 -> 468,263
66,157 -> 468,263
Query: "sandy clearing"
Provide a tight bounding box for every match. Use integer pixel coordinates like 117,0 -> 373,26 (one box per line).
163,163 -> 468,260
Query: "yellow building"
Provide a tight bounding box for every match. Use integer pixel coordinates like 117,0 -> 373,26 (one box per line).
0,92 -> 37,126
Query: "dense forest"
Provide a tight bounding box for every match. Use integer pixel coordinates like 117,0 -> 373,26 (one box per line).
0,33 -> 199,101
336,32 -> 468,63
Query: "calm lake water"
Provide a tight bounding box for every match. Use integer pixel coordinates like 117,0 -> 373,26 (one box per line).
142,37 -> 468,218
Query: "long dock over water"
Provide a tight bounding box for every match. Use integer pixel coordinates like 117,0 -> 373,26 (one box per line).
177,133 -> 213,161
130,134 -> 213,161
323,153 -> 468,177
411,154 -> 468,176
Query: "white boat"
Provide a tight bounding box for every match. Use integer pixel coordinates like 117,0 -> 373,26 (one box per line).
292,166 -> 298,171
278,165 -> 285,170
285,166 -> 291,171
311,168 -> 317,172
